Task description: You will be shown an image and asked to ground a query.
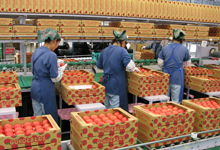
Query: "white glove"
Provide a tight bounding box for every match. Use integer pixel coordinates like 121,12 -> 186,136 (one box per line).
141,46 -> 146,50
57,59 -> 64,67
59,64 -> 67,72
134,67 -> 140,72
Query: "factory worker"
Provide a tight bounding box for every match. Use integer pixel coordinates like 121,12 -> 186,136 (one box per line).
141,42 -> 162,59
158,29 -> 191,104
96,30 -> 139,111
31,28 -> 66,124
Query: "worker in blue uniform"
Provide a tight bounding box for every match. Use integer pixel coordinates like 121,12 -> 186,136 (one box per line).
141,42 -> 162,59
31,28 -> 66,124
158,29 -> 191,104
96,30 -> 139,111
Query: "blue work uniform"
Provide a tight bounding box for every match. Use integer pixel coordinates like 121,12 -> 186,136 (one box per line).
96,45 -> 131,111
145,43 -> 162,59
158,43 -> 190,103
31,46 -> 59,123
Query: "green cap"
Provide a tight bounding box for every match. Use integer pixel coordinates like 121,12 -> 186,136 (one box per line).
37,28 -> 60,43
113,30 -> 128,42
173,29 -> 186,39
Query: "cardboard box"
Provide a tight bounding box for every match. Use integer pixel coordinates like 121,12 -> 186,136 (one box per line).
104,0 -> 111,16
182,97 -> 220,119
162,0 -> 168,19
25,0 -> 33,13
81,20 -> 102,27
204,64 -> 220,69
71,0 -> 77,14
134,51 -> 155,60
60,20 -> 81,27
188,83 -> 220,93
51,0 -> 58,13
0,72 -> 18,84
196,32 -> 209,37
137,35 -> 155,41
81,27 -> 102,33
58,0 -> 65,13
153,35 -> 170,41
128,86 -> 168,97
197,26 -> 209,32
183,67 -> 209,75
0,26 -> 13,33
194,117 -> 220,132
144,0 -> 150,18
64,0 -> 71,14
0,115 -> 61,149
34,19 -> 60,26
189,75 -> 220,87
154,29 -> 170,35
128,80 -> 168,91
94,0 -> 100,15
0,19 -> 13,26
110,0 -> 116,16
136,23 -> 154,29
0,97 -> 22,108
13,26 -> 36,33
0,0 -> 11,12
60,27 -> 81,33
140,0 -> 146,18
14,33 -> 37,40
156,24 -> 184,30
32,0 -> 40,13
134,102 -> 195,128
149,0 -> 155,18
17,142 -> 62,150
61,70 -> 94,83
37,26 -> 60,33
109,22 -> 136,28
101,33 -> 114,40
184,26 -> 197,31
82,33 -> 103,40
71,108 -> 138,138
137,29 -> 155,35
101,27 -> 121,34
0,33 -> 14,40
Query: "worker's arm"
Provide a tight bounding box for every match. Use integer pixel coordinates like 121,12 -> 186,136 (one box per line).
142,43 -> 153,50
183,49 -> 191,67
121,49 -> 139,72
158,49 -> 165,69
96,52 -> 103,69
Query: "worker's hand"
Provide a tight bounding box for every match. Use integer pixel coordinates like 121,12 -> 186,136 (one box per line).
141,46 -> 146,50
133,67 -> 140,72
57,59 -> 64,67
60,64 -> 67,72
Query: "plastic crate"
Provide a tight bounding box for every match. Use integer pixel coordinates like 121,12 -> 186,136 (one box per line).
92,52 -> 101,61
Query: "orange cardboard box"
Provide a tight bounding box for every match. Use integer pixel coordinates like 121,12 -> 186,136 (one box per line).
0,97 -> 22,108
167,1 -> 172,20
0,72 -> 18,84
25,0 -> 33,13
135,0 -> 141,18
81,27 -> 102,33
101,33 -> 114,40
71,0 -> 77,14
196,32 -> 209,37
184,31 -> 196,36
188,84 -> 220,93
34,19 -> 60,26
204,64 -> 220,69
0,18 -> 13,26
145,0 -> 150,18
0,26 -> 13,33
94,0 -> 100,15
194,117 -> 220,132
184,36 -> 197,42
0,0 -> 13,12
137,29 -> 155,35
125,0 -> 131,17
110,0 -> 117,16
60,27 -> 81,33
82,33 -> 103,40
70,108 -> 138,138
13,26 -> 36,33
157,0 -> 164,19
128,86 -> 168,97
171,1 -> 176,20
81,20 -> 102,27
140,0 -> 146,18
162,0 -> 168,19
32,0 -> 40,13
38,0 -> 46,13
17,142 -> 62,150
198,4 -> 203,22
52,0 -> 59,13
182,97 -> 220,119
193,4 -> 199,22
189,75 -> 220,87
183,67 -> 209,75
109,22 -> 137,28
154,29 -> 170,35
197,26 -> 209,32
128,80 -> 168,91
37,26 -> 59,33
11,0 -> 18,12
153,35 -> 170,41
134,102 -> 195,128
99,0 -> 105,15
58,0 -> 65,13
0,115 -> 61,149
61,70 -> 94,83
60,20 -> 81,27
61,81 -> 105,97
64,0 -> 72,14
136,23 -> 154,29
104,0 -> 111,16
86,0 -> 94,15
178,2 -> 184,20
183,26 -> 197,31
61,90 -> 105,105
101,27 -> 121,34
149,0 -> 155,18
14,33 -> 37,40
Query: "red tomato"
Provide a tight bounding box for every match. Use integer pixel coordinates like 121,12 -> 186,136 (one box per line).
92,85 -> 97,89
94,118 -> 101,123
178,109 -> 184,113
0,87 -> 5,91
166,112 -> 172,115
5,132 -> 14,136
156,107 -> 162,111
26,130 -> 35,134
0,125 -> 3,130
161,109 -> 167,113
67,72 -> 72,76
106,113 -> 113,118
14,127 -> 23,133
42,119 -> 50,126
121,117 -> 128,122
105,120 -> 113,124
168,105 -> 174,109
82,73 -> 87,76
35,125 -> 43,131
36,128 -> 45,133
196,102 -> 201,105
110,116 -> 117,121
90,115 -> 98,120
0,129 -> 3,134
155,110 -> 161,114
114,119 -> 121,123
97,121 -> 105,125
7,87 -> 14,90
32,121 -> 41,127
43,124 -> 52,129
117,114 -> 124,120
16,130 -> 25,135
102,117 -> 109,122
14,124 -> 22,129
5,128 -> 13,133
85,119 -> 93,123
150,107 -> 156,111
173,107 -> 179,111
91,122 -> 97,125
160,113 -> 166,116
114,112 -> 120,116
25,126 -> 33,131
4,124 -> 13,129
23,122 -> 32,128
83,116 -> 90,121
172,111 -> 178,114
98,114 -> 106,119
60,63 -> 65,67
77,72 -> 82,76
167,109 -> 173,112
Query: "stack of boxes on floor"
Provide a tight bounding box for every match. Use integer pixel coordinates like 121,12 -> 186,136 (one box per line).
0,115 -> 61,150
0,71 -> 22,108
127,67 -> 170,97
70,108 -> 138,150
14,52 -> 33,64
182,97 -> 220,138
0,18 -> 13,40
55,69 -> 105,105
133,102 -> 195,148
209,27 -> 220,42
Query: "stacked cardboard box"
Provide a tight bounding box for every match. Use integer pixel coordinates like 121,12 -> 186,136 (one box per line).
189,75 -> 220,93
209,27 -> 220,41
71,108 -> 138,150
81,20 -> 102,40
183,67 -> 211,87
14,52 -> 33,64
127,68 -> 169,97
0,18 -> 13,40
0,115 -> 61,149
183,97 -> 220,138
134,51 -> 155,60
133,102 -> 195,148
13,25 -> 37,40
0,71 -> 22,108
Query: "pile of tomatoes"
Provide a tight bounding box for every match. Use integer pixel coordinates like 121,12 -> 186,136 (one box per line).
99,76 -> 103,83
0,119 -> 52,136
61,59 -> 78,63
145,105 -> 185,116
194,100 -> 220,109
137,69 -> 160,76
82,112 -> 128,125
0,87 -> 15,91
65,71 -> 87,76
207,77 -> 218,81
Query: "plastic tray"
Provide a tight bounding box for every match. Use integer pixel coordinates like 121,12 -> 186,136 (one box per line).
18,75 -> 33,89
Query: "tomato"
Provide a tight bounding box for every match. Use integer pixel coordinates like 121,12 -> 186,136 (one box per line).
94,118 -> 101,123
156,107 -> 162,110
77,72 -> 82,76
25,126 -> 33,131
117,114 -> 124,120
5,128 -> 13,133
36,128 -> 45,133
166,112 -> 172,115
82,73 -> 87,76
23,122 -> 32,128
161,109 -> 167,113
121,117 -> 128,122
83,116 -> 90,121
67,72 -> 72,76
173,107 -> 179,111
0,125 -> 3,130
0,87 -> 5,91
160,113 -> 166,116
91,122 -> 97,125
98,113 -> 106,119
97,121 -> 105,125
14,127 -> 23,133
172,111 -> 178,114
16,130 -> 25,135
145,108 -> 150,111
90,115 -> 98,120
105,120 -> 113,124
114,119 -> 121,123
150,108 -> 156,111
106,113 -> 113,118
178,109 -> 184,113
92,85 -> 97,89
4,124 -> 13,129
167,109 -> 172,112
7,87 -> 14,90
26,130 -> 35,134
5,132 -> 14,136
42,119 -> 50,126
33,121 -> 41,127
155,110 -> 161,114
35,125 -> 43,131
102,117 -> 109,122
60,63 -> 65,67
196,102 -> 201,105
43,124 -> 52,129
110,116 -> 117,121
0,129 -> 3,134
167,105 -> 174,109
85,119 -> 93,123
114,112 -> 120,116
14,124 -> 22,129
